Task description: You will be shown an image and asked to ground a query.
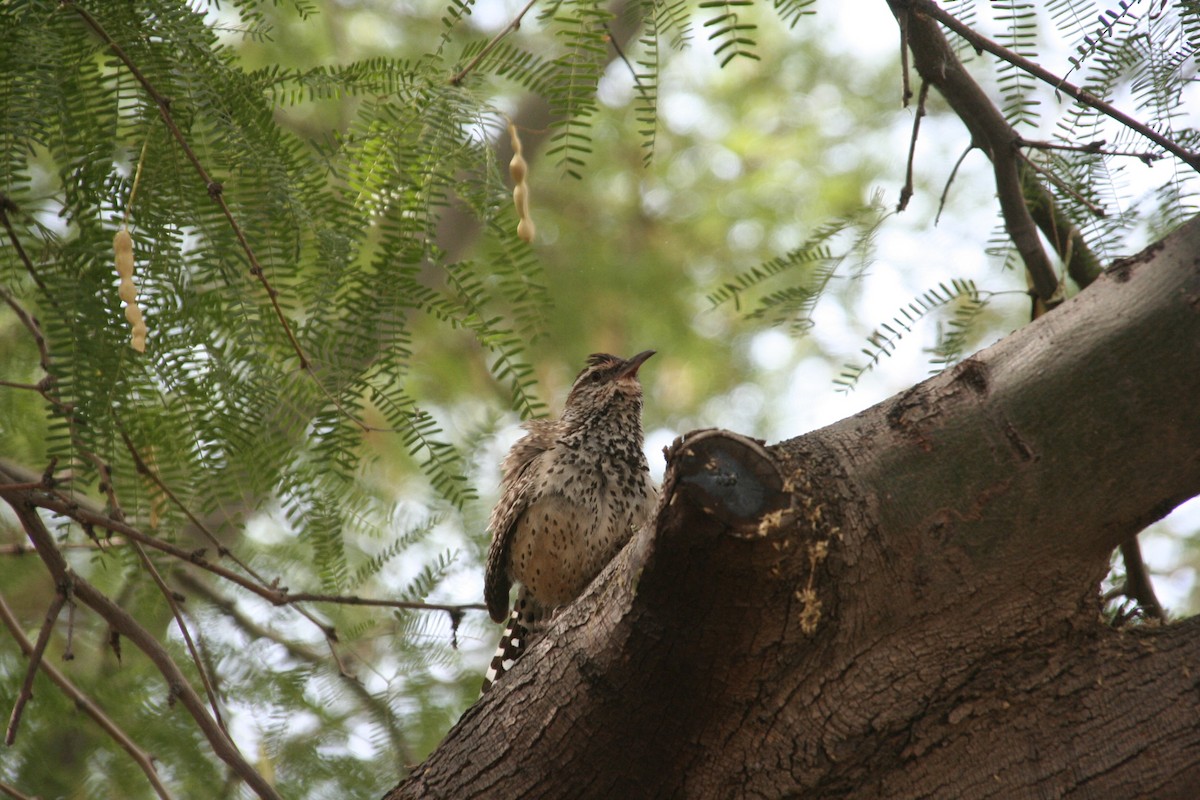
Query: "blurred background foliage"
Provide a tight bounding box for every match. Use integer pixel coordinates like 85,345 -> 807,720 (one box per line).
1,0 -> 1198,796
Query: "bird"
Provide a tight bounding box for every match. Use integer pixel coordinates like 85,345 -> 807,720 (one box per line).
481,350 -> 659,692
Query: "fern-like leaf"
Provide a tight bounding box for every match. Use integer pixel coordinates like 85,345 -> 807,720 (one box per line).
835,279 -> 989,392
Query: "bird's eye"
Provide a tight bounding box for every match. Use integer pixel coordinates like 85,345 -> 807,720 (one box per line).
589,371 -> 603,383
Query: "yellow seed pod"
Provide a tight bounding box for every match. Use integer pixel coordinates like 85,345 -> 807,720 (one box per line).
113,229 -> 134,278
113,227 -> 147,353
510,153 -> 527,184
517,217 -> 536,243
507,121 -> 534,244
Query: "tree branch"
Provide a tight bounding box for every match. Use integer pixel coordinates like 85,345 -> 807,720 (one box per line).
174,571 -> 418,768
889,0 -> 1061,303
0,463 -> 485,620
0,593 -> 175,800
5,592 -> 65,746
449,0 -> 540,86
909,0 -> 1200,173
4,498 -> 282,800
0,195 -> 49,299
897,80 -> 929,212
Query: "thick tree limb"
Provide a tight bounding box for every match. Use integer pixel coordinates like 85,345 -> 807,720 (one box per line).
390,216 -> 1200,798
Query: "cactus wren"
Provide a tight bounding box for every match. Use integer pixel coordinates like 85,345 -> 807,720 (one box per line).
482,350 -> 659,692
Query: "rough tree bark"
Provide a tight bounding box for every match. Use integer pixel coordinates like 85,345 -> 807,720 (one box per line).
388,216 -> 1200,798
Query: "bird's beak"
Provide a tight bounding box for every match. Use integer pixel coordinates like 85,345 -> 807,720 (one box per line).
618,350 -> 656,380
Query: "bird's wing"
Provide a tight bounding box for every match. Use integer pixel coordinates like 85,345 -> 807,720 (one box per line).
484,421 -> 556,622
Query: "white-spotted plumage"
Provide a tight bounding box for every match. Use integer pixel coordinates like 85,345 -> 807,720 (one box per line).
481,351 -> 658,692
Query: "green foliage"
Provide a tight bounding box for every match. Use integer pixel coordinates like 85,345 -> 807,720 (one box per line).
1,0 -> 1198,797
964,1 -> 1200,262
834,279 -> 996,392
707,196 -> 888,335
544,0 -> 613,178
993,0 -> 1041,128
700,0 -> 760,67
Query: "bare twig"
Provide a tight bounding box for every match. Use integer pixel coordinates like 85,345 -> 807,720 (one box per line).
4,497 -> 282,800
118,429 -> 360,659
909,0 -> 1200,172
131,539 -> 230,735
449,0 -> 540,86
0,285 -> 51,375
935,144 -> 974,225
604,22 -> 653,106
282,591 -> 487,615
897,5 -> 912,106
1015,136 -> 1163,166
0,593 -> 175,800
5,592 -> 66,746
898,80 -> 930,212
0,538 -> 127,555
175,571 -> 418,768
0,480 -> 485,620
120,429 -> 259,578
77,450 -> 227,709
0,780 -> 39,800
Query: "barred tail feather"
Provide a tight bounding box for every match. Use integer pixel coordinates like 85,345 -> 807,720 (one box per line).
481,608 -> 528,694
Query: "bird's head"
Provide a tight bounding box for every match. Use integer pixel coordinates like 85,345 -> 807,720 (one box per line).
562,350 -> 655,422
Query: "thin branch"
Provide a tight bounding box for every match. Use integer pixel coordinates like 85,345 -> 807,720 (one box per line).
131,539 -> 230,736
0,780 -> 39,800
935,144 -> 974,225
67,2 -> 379,432
1015,136 -> 1163,166
175,571 -> 418,768
0,480 -> 486,619
119,429 -> 262,580
282,591 -> 487,615
1017,151 -> 1107,218
0,195 -> 49,298
449,0 -> 540,86
117,429 -> 356,658
909,0 -> 1200,172
604,22 -> 653,105
0,284 -> 51,375
66,4 -> 307,365
0,593 -> 175,800
5,498 -> 282,800
890,1 -> 1061,304
898,80 -> 930,212
0,380 -> 45,393
898,4 -> 912,106
0,538 -> 127,555
5,592 -> 66,746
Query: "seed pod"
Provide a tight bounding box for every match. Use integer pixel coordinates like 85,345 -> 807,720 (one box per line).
113,229 -> 134,277
517,217 -> 536,242
508,122 -> 535,243
113,227 -> 148,353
